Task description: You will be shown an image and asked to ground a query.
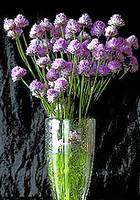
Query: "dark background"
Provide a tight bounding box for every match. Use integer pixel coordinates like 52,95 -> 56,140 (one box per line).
0,0 -> 140,199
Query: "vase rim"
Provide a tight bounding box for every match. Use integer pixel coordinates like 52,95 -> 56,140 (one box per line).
45,117 -> 96,120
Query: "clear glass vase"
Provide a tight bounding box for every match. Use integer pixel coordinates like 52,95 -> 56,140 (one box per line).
45,118 -> 96,200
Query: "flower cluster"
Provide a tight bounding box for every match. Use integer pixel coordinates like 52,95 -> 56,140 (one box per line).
3,13 -> 139,118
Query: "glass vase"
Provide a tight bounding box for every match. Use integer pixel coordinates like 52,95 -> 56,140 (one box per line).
45,118 -> 96,200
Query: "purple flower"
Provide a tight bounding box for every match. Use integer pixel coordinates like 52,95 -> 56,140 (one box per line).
11,66 -> 27,82
14,14 -> 29,28
80,40 -> 90,57
78,31 -> 91,41
99,64 -> 111,76
47,88 -> 59,103
50,25 -> 61,38
67,39 -> 81,54
108,14 -> 125,27
3,18 -> 15,31
54,13 -> 67,27
126,35 -> 139,49
65,19 -> 81,35
105,26 -> 118,37
54,77 -> 68,92
77,59 -> 91,75
40,18 -> 53,31
78,13 -> 92,27
53,37 -> 68,52
106,37 -> 126,49
46,68 -> 59,81
91,20 -> 106,36
7,27 -> 23,39
61,61 -> 73,77
29,79 -> 46,97
51,58 -> 66,69
107,60 -> 122,71
120,45 -> 133,57
36,57 -> 51,68
26,39 -> 47,57
129,56 -> 139,72
87,38 -> 99,50
29,23 -> 45,38
94,44 -> 107,60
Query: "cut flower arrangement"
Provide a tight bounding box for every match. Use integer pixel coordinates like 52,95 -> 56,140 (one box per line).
3,13 -> 139,200
3,13 -> 139,119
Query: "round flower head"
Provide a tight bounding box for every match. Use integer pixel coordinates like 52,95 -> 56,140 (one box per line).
126,35 -> 139,49
77,59 -> 91,75
40,18 -> 53,31
51,58 -> 66,70
36,57 -> 51,68
65,19 -> 81,34
91,20 -> 106,36
53,37 -> 68,52
105,26 -> 118,37
107,59 -> 122,71
78,31 -> 91,41
7,27 -> 23,39
54,13 -> 67,27
94,44 -> 107,60
29,23 -> 45,38
50,25 -> 62,38
120,45 -> 133,57
14,14 -> 29,28
47,88 -> 59,103
106,37 -> 126,49
61,61 -> 73,77
67,39 -> 81,54
29,79 -> 46,97
108,14 -> 125,27
46,68 -> 59,81
78,13 -> 92,27
3,18 -> 15,31
87,38 -> 99,50
129,56 -> 139,72
99,64 -> 111,76
54,77 -> 68,92
26,38 -> 47,57
11,66 -> 27,82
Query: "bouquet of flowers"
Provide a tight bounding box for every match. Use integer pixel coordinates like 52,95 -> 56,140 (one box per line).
3,13 -> 139,120
3,12 -> 139,200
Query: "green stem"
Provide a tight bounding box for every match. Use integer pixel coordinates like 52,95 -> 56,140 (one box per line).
79,76 -> 85,119
84,61 -> 100,117
15,37 -> 36,79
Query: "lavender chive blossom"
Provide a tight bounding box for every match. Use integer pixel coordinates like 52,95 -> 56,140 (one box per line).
11,66 -> 27,82
107,60 -> 122,71
67,39 -> 81,54
51,58 -> 66,70
78,13 -> 92,27
14,14 -> 29,28
54,77 -> 68,92
91,20 -> 106,36
3,18 -> 15,31
53,37 -> 68,52
36,57 -> 51,68
105,25 -> 118,37
47,88 -> 59,103
40,18 -> 52,31
26,38 -> 47,57
126,35 -> 139,49
77,59 -> 91,75
29,80 -> 46,97
54,13 -> 67,27
46,68 -> 59,81
108,14 -> 125,27
29,23 -> 46,38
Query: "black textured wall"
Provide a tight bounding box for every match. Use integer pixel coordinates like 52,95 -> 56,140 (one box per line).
0,1 -> 140,199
